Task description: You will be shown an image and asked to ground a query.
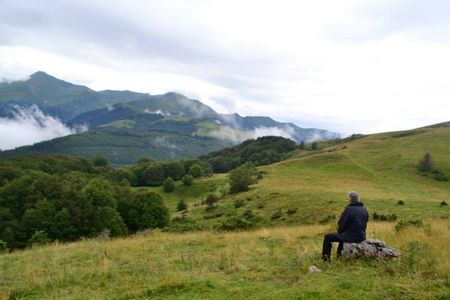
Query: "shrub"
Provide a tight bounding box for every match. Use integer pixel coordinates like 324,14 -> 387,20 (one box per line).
257,171 -> 264,180
205,194 -> 218,207
440,201 -> 448,207
395,219 -> 423,231
203,210 -> 224,219
229,164 -> 257,194
417,153 -> 434,172
177,199 -> 187,211
432,169 -> 449,181
234,199 -> 246,208
311,142 -> 318,150
243,209 -> 255,219
372,212 -> 397,221
286,208 -> 297,215
217,217 -> 254,231
29,230 -> 50,246
163,177 -> 175,192
182,174 -> 193,186
0,240 -> 8,253
189,164 -> 203,178
271,209 -> 283,219
397,200 -> 405,205
319,214 -> 336,224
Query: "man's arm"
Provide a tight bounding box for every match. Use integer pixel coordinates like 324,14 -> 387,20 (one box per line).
338,208 -> 351,233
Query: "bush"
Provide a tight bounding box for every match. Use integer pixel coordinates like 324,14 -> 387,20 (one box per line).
319,214 -> 336,224
29,230 -> 50,246
395,219 -> 423,231
372,212 -> 397,221
397,200 -> 405,205
217,217 -> 254,231
163,177 -> 175,192
205,194 -> 218,207
0,240 -> 8,253
432,169 -> 449,181
243,209 -> 255,219
440,201 -> 448,207
189,164 -> 203,178
182,174 -> 193,186
417,153 -> 434,172
203,209 -> 224,219
271,209 -> 283,219
234,199 -> 246,208
311,142 -> 318,150
229,164 -> 257,194
177,199 -> 187,211
286,208 -> 297,215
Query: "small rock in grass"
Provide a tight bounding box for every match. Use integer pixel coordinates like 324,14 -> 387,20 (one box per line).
308,265 -> 322,273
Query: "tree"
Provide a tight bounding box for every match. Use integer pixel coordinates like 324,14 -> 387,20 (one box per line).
229,164 -> 258,194
299,141 -> 305,149
418,152 -> 434,172
189,164 -> 203,178
128,191 -> 169,231
163,177 -> 175,192
83,178 -> 117,208
89,206 -> 127,237
182,174 -> 193,186
92,156 -> 109,167
311,142 -> 318,150
161,161 -> 185,181
177,199 -> 188,211
143,164 -> 165,186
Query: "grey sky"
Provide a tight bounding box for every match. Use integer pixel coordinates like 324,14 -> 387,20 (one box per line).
1,0 -> 449,135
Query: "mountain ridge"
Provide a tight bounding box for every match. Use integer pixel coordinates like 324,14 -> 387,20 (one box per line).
0,71 -> 340,164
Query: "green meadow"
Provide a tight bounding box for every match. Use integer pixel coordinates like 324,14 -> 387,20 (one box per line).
1,124 -> 449,299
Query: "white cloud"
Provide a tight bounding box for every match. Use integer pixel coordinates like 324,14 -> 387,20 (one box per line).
0,105 -> 77,150
208,125 -> 296,143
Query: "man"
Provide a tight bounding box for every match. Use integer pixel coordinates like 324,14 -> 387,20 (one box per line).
322,191 -> 369,262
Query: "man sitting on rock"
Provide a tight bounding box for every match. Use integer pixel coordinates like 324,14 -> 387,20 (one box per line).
322,191 -> 369,262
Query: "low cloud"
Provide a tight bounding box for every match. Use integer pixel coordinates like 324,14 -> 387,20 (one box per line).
0,105 -> 79,150
144,108 -> 171,116
208,125 -> 296,143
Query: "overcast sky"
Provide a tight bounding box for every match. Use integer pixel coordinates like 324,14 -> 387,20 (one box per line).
1,0 -> 450,135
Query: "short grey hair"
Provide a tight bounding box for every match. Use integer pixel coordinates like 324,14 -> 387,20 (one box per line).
348,191 -> 360,202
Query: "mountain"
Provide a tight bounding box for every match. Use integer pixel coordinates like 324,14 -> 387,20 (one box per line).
0,71 -> 144,120
0,72 -> 340,164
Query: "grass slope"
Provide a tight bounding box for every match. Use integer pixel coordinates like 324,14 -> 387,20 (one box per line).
0,124 -> 449,299
0,222 -> 448,299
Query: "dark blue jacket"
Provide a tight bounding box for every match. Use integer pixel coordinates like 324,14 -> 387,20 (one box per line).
337,201 -> 368,242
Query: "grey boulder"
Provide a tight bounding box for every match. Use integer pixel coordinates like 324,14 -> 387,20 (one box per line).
342,239 -> 400,259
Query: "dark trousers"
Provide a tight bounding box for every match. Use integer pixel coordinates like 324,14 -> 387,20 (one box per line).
322,233 -> 344,261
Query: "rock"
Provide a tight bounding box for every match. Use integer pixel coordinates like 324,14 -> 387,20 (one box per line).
342,239 -> 400,259
308,265 -> 322,273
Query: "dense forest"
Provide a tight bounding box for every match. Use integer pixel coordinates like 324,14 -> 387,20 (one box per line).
0,136 -> 299,250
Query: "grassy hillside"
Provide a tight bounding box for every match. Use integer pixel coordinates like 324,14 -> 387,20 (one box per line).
0,221 -> 448,299
0,124 -> 449,299
156,124 -> 450,230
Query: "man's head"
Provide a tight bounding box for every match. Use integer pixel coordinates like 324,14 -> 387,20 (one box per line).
348,191 -> 360,202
